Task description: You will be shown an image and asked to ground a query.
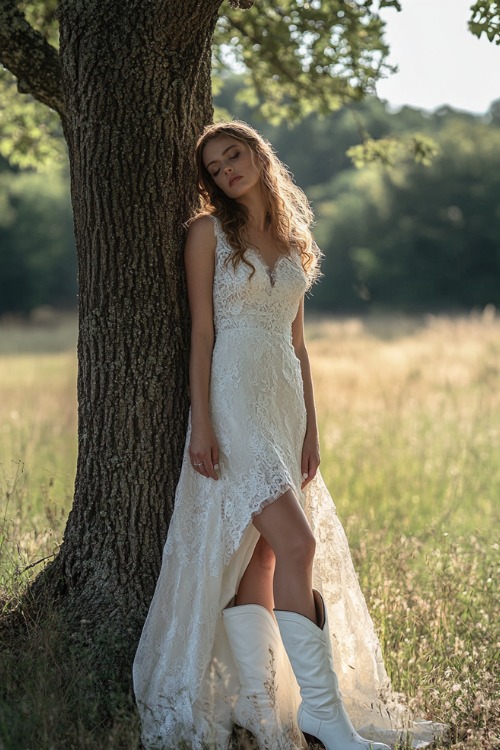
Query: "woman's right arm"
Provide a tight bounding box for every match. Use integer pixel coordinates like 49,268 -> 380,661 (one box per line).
184,215 -> 219,480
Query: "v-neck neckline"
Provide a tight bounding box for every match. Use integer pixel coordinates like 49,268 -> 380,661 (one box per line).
248,247 -> 288,287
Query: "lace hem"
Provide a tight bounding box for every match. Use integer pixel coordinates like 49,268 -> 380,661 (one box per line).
251,482 -> 294,519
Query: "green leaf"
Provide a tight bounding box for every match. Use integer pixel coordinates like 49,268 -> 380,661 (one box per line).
468,1 -> 500,44
346,133 -> 438,168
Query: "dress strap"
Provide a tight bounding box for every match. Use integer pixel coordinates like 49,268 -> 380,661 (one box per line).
210,215 -> 233,261
210,214 -> 224,244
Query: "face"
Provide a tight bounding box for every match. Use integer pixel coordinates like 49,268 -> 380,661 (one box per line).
202,135 -> 262,200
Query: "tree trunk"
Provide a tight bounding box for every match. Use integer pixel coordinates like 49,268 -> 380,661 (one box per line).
31,0 -> 222,644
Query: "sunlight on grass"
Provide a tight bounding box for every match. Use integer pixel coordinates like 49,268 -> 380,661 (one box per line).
308,313 -> 499,540
0,350 -> 77,597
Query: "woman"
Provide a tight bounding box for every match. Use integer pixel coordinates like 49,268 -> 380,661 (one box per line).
133,122 -> 406,750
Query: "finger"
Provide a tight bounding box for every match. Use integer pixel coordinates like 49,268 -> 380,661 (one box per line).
195,452 -> 215,480
303,454 -> 317,488
301,453 -> 310,488
301,455 -> 309,481
212,446 -> 220,480
204,456 -> 218,481
191,455 -> 207,476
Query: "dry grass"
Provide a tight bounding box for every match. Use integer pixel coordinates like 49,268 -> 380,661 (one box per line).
308,312 -> 499,540
0,313 -> 499,749
0,342 -> 77,604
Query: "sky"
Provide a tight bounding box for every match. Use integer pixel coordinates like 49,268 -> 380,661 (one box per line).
376,0 -> 500,114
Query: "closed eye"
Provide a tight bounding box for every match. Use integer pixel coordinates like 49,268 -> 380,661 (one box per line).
210,148 -> 240,178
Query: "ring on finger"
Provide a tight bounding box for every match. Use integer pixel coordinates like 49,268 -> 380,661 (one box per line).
193,462 -> 204,467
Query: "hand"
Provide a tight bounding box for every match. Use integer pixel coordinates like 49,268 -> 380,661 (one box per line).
189,421 -> 220,480
301,430 -> 320,489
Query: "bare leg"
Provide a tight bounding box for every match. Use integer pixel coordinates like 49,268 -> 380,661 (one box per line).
236,535 -> 276,612
253,489 -> 316,623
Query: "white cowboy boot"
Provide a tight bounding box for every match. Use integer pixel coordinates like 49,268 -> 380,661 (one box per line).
222,603 -> 287,749
275,591 -> 390,750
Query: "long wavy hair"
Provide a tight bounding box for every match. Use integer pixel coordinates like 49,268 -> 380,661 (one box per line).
192,121 -> 321,285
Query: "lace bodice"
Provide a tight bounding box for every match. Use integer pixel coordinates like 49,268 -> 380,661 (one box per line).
212,218 -> 307,336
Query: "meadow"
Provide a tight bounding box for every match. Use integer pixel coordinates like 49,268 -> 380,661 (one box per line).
0,313 -> 498,749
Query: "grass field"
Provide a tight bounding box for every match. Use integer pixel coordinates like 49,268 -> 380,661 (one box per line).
0,313 -> 498,749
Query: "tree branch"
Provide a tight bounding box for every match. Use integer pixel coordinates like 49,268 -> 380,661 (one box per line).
0,0 -> 64,117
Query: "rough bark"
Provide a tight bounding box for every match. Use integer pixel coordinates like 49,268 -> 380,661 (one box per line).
0,0 -> 64,114
29,0 -> 222,644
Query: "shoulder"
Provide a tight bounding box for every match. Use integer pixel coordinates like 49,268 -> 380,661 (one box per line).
184,215 -> 217,281
186,214 -> 217,247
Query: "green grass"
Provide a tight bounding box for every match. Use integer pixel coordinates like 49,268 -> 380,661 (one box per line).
0,314 -> 499,749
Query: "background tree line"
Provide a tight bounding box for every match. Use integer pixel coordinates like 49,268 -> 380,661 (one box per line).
1,80 -> 499,316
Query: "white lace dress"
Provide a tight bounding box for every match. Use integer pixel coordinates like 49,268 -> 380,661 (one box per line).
133,218 -> 440,749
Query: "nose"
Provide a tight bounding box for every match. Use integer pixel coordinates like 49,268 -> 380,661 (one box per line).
224,163 -> 233,174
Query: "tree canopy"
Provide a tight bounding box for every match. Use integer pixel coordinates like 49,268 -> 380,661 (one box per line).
0,0 -> 399,167
213,0 -> 400,122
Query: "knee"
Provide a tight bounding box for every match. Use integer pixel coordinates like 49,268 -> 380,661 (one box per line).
253,537 -> 276,572
279,529 -> 316,568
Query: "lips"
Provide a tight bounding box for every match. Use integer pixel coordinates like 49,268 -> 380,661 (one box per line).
229,175 -> 242,187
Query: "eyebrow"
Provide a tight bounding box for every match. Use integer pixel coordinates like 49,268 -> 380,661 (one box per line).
205,144 -> 239,169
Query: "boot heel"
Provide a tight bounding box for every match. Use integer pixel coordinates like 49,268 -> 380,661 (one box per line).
303,733 -> 325,748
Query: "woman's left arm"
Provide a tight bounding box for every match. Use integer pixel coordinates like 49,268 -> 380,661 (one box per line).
292,296 -> 320,489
